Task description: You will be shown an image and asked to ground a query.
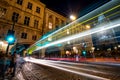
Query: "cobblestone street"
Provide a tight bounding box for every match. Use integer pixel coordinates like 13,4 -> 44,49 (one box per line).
15,57 -> 120,80
16,62 -> 83,80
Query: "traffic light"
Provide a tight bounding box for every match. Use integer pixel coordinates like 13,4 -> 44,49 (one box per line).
5,30 -> 15,45
82,50 -> 87,55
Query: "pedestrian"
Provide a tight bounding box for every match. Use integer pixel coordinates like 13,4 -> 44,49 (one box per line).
16,54 -> 25,74
0,54 -> 10,79
0,53 -> 4,78
16,54 -> 25,67
11,52 -> 17,77
7,53 -> 15,75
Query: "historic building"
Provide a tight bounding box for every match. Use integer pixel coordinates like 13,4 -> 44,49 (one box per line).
0,0 -> 67,53
43,8 -> 66,34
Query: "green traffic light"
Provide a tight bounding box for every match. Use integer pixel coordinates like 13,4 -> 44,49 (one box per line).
6,30 -> 15,44
6,36 -> 15,43
83,51 -> 86,54
82,50 -> 86,55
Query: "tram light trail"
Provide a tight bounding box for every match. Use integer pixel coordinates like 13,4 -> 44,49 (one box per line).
29,0 -> 120,50
35,19 -> 120,51
24,57 -> 110,80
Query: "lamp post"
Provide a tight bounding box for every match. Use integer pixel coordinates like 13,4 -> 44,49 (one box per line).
5,18 -> 17,55
5,24 -> 15,55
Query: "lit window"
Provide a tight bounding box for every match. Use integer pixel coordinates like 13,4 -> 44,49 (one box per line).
49,22 -> 52,29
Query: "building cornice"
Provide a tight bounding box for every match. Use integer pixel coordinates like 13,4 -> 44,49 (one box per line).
32,0 -> 46,7
46,8 -> 67,20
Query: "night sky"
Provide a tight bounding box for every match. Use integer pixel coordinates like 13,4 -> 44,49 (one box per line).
40,0 -> 110,18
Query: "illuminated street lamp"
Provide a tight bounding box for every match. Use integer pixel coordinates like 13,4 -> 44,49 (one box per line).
91,47 -> 95,51
48,37 -> 52,41
70,15 -> 76,21
67,29 -> 70,34
67,41 -> 70,44
114,46 -> 117,50
66,15 -> 76,24
86,25 -> 91,29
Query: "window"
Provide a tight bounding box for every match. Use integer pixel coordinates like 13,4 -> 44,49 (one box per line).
24,16 -> 30,26
34,20 -> 39,28
36,7 -> 40,13
32,35 -> 37,40
12,12 -> 19,22
49,22 -> 52,29
27,2 -> 32,10
17,0 -> 23,5
21,32 -> 27,39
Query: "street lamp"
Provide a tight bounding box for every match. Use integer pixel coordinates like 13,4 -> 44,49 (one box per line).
86,25 -> 91,29
66,15 -> 77,24
70,15 -> 76,21
5,16 -> 19,55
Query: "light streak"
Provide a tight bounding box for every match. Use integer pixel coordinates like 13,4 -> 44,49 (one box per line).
36,19 -> 120,51
24,57 -> 110,80
29,0 -> 119,49
48,62 -> 108,75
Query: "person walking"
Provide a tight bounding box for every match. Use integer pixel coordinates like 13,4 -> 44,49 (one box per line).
7,53 -> 15,75
0,54 -> 10,79
11,52 -> 17,77
12,53 -> 25,77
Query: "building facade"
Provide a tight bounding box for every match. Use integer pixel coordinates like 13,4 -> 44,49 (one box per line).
43,8 -> 66,34
0,0 -> 67,53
